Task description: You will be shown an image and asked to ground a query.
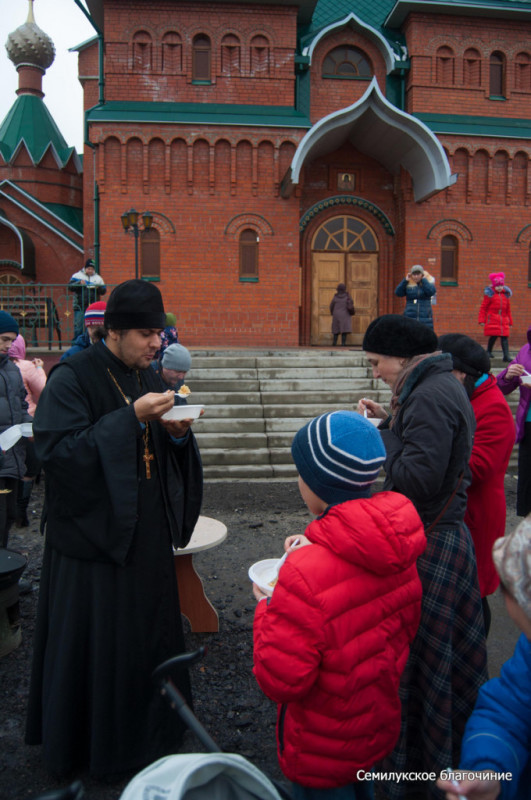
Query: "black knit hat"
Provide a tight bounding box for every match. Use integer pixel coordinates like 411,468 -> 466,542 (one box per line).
438,333 -> 491,378
104,279 -> 166,330
362,314 -> 438,357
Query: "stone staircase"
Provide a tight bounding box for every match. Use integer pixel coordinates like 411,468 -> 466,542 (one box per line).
186,349 -> 519,480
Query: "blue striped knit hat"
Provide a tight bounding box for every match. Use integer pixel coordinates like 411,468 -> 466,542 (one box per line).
291,411 -> 386,506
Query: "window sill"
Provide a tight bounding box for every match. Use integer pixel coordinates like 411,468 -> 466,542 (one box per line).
141,276 -> 160,282
192,80 -> 212,85
239,276 -> 259,283
488,95 -> 506,101
322,75 -> 371,81
440,280 -> 458,286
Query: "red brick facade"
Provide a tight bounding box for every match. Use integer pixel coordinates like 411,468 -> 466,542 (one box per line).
6,1 -> 530,349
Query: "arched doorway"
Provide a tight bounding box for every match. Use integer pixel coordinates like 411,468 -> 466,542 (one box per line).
310,215 -> 379,345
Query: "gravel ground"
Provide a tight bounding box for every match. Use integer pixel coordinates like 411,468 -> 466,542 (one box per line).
0,477 -> 522,800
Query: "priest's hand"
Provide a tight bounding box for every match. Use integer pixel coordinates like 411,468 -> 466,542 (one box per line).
134,391 -> 175,422
160,418 -> 193,438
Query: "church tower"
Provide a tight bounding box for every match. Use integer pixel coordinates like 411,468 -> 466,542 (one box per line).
0,0 -> 83,285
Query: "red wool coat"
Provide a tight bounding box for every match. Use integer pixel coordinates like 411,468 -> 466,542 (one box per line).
253,491 -> 426,789
465,375 -> 515,596
478,287 -> 513,337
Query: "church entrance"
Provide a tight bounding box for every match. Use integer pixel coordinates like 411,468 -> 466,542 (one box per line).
310,215 -> 379,346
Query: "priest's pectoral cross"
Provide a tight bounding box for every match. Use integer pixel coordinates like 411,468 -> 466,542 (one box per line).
143,449 -> 154,479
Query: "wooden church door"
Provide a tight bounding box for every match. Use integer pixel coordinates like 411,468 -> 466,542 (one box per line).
310,216 -> 379,346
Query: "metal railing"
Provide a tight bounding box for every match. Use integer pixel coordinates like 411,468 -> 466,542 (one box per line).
0,283 -> 116,350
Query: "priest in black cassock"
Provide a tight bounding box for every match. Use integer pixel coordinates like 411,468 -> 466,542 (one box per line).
25,280 -> 203,777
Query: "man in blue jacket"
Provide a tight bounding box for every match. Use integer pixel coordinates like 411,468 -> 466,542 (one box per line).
437,516 -> 531,800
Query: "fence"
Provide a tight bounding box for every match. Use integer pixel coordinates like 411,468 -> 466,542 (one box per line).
0,283 -> 115,350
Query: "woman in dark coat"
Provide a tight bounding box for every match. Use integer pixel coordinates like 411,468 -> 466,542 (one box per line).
395,265 -> 436,329
329,283 -> 354,346
358,315 -> 487,800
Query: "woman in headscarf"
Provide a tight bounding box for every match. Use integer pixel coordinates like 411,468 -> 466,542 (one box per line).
329,283 -> 354,346
358,314 -> 488,800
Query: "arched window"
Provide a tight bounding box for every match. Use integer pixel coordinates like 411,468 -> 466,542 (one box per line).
193,34 -> 211,81
441,235 -> 458,282
436,46 -> 455,85
250,35 -> 269,76
132,30 -> 153,72
490,51 -> 506,97
515,52 -> 531,92
322,46 -> 372,78
463,48 -> 481,87
239,229 -> 259,280
141,228 -> 160,279
162,31 -> 182,74
221,34 -> 241,75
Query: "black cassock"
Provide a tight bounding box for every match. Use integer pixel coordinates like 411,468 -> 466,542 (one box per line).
25,341 -> 203,776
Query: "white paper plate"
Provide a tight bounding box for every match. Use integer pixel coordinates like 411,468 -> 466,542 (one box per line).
248,558 -> 282,596
161,404 -> 204,421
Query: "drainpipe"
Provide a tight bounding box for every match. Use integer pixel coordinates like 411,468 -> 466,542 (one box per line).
73,0 -> 104,272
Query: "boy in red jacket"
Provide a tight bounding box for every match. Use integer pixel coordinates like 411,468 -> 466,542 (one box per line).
252,410 -> 426,800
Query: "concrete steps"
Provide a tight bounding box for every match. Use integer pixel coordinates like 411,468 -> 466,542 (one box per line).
187,349 -> 390,480
186,349 -> 520,481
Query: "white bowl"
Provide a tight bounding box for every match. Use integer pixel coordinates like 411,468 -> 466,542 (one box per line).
248,558 -> 282,597
366,416 -> 381,427
161,404 -> 204,421
521,375 -> 531,386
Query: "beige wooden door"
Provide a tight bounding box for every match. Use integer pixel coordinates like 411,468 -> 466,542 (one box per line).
346,252 -> 378,345
310,216 -> 379,346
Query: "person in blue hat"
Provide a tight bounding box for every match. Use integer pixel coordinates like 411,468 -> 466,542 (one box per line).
0,311 -> 33,550
252,410 -> 426,800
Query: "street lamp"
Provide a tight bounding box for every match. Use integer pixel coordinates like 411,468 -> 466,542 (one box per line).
121,209 -> 153,279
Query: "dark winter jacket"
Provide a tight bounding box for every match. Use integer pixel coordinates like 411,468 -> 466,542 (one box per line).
0,354 -> 33,479
497,325 -> 531,443
329,291 -> 354,334
60,332 -> 91,361
379,353 -> 475,529
478,286 -> 513,336
465,375 -> 515,596
253,491 -> 425,788
395,276 -> 436,328
460,633 -> 531,800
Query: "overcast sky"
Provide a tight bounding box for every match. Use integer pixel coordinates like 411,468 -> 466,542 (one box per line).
1,0 -> 95,153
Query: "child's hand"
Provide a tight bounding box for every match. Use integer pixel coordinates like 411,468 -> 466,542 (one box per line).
284,535 -> 311,551
252,582 -> 268,602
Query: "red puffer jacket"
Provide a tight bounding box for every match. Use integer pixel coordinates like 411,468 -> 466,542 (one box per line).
253,491 -> 426,789
478,286 -> 513,336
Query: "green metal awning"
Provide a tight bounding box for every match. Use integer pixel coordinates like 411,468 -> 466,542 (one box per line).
415,113 -> 531,139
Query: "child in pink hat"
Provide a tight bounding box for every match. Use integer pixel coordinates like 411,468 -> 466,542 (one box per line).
478,271 -> 513,361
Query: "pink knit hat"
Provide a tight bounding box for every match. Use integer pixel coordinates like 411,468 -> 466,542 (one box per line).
489,272 -> 505,287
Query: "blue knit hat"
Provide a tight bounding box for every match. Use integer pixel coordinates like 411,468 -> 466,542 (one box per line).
291,411 -> 386,506
0,311 -> 19,336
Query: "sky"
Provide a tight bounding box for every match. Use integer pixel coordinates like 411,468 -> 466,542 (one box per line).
1,0 -> 96,153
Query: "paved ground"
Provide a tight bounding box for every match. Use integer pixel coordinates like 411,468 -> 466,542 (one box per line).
0,475 -> 523,800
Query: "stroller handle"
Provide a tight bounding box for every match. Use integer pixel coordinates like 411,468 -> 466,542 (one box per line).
151,646 -> 207,683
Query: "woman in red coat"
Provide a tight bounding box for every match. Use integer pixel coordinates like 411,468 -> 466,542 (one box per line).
478,271 -> 513,361
439,334 -> 515,634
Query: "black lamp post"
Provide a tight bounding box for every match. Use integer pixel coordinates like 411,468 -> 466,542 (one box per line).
121,209 -> 153,279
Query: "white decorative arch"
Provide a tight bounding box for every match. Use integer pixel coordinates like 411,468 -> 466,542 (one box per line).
302,12 -> 403,74
0,215 -> 24,270
283,78 -> 456,203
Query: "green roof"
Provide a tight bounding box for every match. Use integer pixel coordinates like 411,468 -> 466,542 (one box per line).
87,101 -> 311,128
42,202 -> 84,234
386,0 -> 531,27
301,0 -> 404,55
415,112 -> 531,139
0,94 -> 77,166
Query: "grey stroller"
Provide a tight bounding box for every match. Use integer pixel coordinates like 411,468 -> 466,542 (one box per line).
119,647 -> 291,800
